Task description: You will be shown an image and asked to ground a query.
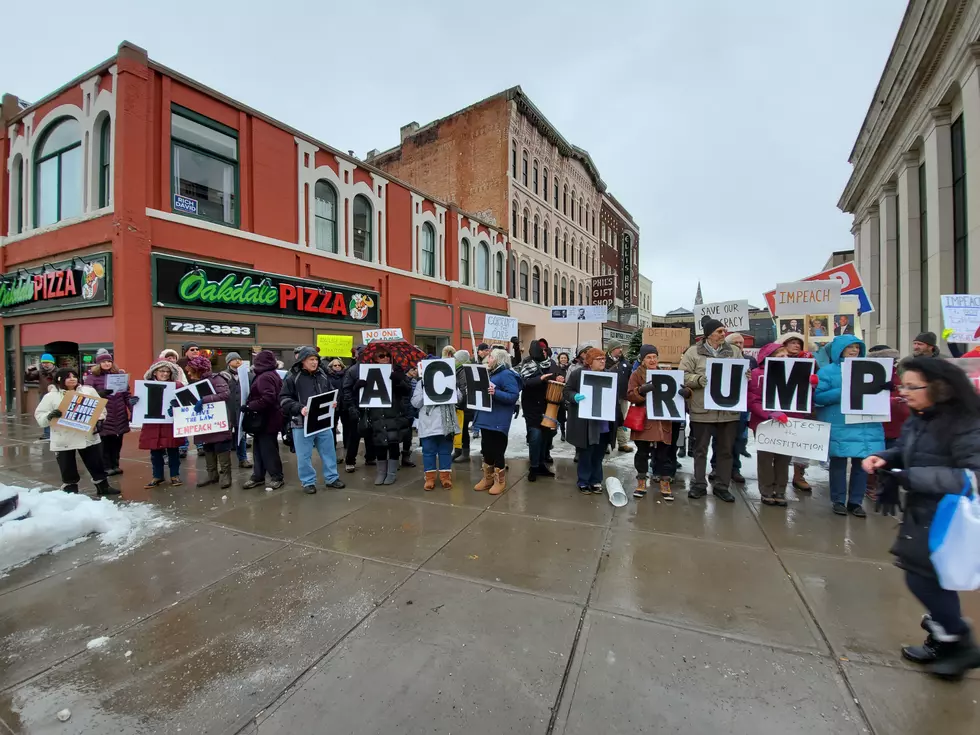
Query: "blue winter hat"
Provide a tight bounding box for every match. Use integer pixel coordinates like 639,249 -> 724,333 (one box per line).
40,353 -> 55,363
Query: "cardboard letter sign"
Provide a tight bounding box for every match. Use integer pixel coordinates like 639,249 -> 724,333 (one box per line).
465,364 -> 492,412
755,418 -> 830,462
304,390 -> 337,437
645,370 -> 685,421
359,364 -> 392,408
173,379 -> 216,407
763,358 -> 815,413
420,358 -> 456,406
173,402 -> 229,438
842,357 -> 893,415
55,391 -> 107,433
131,381 -> 177,428
579,371 -> 617,421
704,359 -> 750,412
641,328 -> 690,367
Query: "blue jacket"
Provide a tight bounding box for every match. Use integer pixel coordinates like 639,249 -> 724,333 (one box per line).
814,334 -> 885,458
471,366 -> 522,434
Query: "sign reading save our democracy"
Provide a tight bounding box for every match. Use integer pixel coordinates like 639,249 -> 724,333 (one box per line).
693,300 -> 750,332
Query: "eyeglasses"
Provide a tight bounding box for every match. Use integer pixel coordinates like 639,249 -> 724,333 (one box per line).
899,385 -> 927,393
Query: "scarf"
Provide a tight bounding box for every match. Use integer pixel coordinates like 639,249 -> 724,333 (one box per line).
518,353 -> 552,380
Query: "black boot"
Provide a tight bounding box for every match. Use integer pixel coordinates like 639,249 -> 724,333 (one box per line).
96,478 -> 121,496
401,451 -> 416,468
451,448 -> 463,462
62,483 -> 79,494
453,449 -> 469,464
902,616 -> 944,664
928,626 -> 980,680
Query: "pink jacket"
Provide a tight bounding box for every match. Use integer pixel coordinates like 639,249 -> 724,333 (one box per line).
748,342 -> 813,433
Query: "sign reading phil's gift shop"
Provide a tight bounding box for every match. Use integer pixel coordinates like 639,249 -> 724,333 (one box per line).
0,253 -> 111,316
152,255 -> 380,325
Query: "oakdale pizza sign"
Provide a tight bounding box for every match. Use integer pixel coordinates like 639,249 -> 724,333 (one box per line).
152,255 -> 380,325
0,253 -> 111,315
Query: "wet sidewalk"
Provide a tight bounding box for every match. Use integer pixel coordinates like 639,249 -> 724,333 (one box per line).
1,416 -> 978,734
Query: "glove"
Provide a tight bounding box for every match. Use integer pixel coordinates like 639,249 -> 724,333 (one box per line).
873,380 -> 893,393
875,471 -> 904,516
809,374 -> 819,386
94,420 -> 104,434
354,379 -> 367,390
193,399 -> 204,414
679,386 -> 693,399
573,393 -> 586,403
942,327 -> 955,342
637,383 -> 654,395
127,396 -> 140,406
46,409 -> 63,420
697,375 -> 707,388
771,412 -> 789,424
167,407 -> 174,417
510,336 -> 520,345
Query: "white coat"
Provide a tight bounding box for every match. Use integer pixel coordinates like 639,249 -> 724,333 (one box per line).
35,386 -> 105,452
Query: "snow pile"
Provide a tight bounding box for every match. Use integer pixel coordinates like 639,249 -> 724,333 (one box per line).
0,486 -> 174,575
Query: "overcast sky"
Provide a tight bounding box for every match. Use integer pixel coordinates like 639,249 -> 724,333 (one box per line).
3,0 -> 906,313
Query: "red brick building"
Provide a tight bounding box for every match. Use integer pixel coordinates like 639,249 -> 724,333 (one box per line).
0,41 -> 509,415
599,193 -> 641,343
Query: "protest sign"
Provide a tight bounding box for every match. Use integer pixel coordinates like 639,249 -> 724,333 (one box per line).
361,328 -> 403,343
105,373 -> 129,392
420,358 -> 456,406
755,419 -> 830,462
173,379 -> 215,407
131,381 -> 177,428
763,358 -> 815,413
578,370 -> 618,421
644,370 -> 685,421
704,358 -> 750,412
551,305 -> 607,323
483,315 -> 518,342
55,391 -> 107,433
694,300 -> 750,333
173,402 -> 230,438
316,334 -> 354,357
842,357 -> 893,415
642,328 -> 690,366
764,262 -> 873,315
464,364 -> 492,412
940,294 -> 980,343
772,280 -> 841,316
304,390 -> 337,437
359,364 -> 392,408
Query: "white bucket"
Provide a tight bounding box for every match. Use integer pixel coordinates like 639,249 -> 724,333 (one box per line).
605,477 -> 628,507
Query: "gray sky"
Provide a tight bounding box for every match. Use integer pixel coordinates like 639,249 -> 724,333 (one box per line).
3,0 -> 906,313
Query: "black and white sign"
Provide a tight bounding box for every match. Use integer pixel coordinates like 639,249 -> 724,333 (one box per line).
419,359 -> 456,406
464,364 -> 492,412
763,358 -> 816,413
359,364 -> 393,408
622,232 -> 634,306
304,391 -> 337,437
842,357 -> 893,415
104,373 -> 129,392
166,319 -> 255,337
591,275 -> 615,305
579,370 -> 618,421
704,358 -> 750,412
694,299 -> 750,333
755,418 -> 830,462
173,402 -> 229,438
644,370 -> 686,422
131,381 -> 177,427
551,305 -> 607,323
173,379 -> 216,407
483,315 -> 518,342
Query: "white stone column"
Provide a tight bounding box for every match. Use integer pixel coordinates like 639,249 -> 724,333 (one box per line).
924,105 -> 955,337
897,151 -> 923,354
961,47 -> 980,292
878,184 -> 898,349
859,206 -> 880,342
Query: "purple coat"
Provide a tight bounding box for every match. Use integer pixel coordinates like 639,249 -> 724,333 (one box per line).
197,372 -> 233,445
84,366 -> 131,437
244,351 -> 284,435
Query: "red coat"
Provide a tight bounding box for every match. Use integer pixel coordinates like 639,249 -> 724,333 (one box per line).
869,348 -> 910,440
138,364 -> 185,451
748,342 -> 812,433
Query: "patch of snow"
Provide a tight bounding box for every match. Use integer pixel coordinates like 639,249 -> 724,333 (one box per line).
0,485 -> 175,576
85,636 -> 110,650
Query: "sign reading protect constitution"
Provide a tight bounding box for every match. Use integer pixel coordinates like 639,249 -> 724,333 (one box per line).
152,255 -> 380,325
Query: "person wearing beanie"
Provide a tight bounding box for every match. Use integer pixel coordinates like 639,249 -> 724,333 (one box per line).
218,352 -> 252,469
83,350 -> 131,476
138,359 -> 186,487
778,332 -> 816,491
452,350 -> 473,463
158,350 -> 188,384
178,342 -> 200,369
184,355 -> 234,489
605,338 -> 635,453
565,348 -> 612,494
26,353 -> 60,440
679,319 -> 741,501
912,332 -> 940,358
518,339 -> 560,481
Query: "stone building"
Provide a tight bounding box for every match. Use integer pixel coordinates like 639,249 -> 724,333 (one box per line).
639,274 -> 653,328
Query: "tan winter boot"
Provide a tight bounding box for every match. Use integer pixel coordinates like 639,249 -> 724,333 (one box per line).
474,463 -> 494,492
792,464 -> 811,492
424,471 -> 437,491
659,477 -> 674,501
489,467 -> 507,495
439,470 -> 453,489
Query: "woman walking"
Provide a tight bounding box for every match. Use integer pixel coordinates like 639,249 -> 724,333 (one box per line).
242,350 -> 285,489
35,369 -> 119,496
411,375 -> 460,490
83,349 -> 131,476
627,345 -> 682,500
184,356 -> 234,489
471,348 -> 521,495
863,358 -> 980,679
565,348 -> 612,495
139,360 -> 185,487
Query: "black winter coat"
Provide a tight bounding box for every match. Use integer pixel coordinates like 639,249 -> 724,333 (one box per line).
875,407 -> 980,580
341,365 -> 361,423
280,361 -> 338,429
360,367 -> 413,447
563,366 -> 612,450
519,365 -> 552,426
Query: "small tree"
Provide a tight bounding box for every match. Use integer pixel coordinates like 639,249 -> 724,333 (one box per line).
626,328 -> 645,365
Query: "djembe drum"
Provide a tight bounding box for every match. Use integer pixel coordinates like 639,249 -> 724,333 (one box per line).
541,380 -> 564,430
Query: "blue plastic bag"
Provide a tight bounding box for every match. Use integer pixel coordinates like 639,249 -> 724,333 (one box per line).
929,470 -> 980,591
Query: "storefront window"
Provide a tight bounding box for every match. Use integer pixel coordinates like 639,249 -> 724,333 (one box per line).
353,195 -> 373,261
171,107 -> 238,226
34,117 -> 82,227
314,180 -> 338,253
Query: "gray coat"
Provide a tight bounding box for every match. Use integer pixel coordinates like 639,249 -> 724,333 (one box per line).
410,381 -> 460,439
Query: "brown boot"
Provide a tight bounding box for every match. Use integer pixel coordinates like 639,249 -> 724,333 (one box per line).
424,471 -> 437,491
217,451 -> 233,489
489,467 -> 507,495
474,463 -> 494,492
659,477 -> 674,501
792,464 -> 811,492
439,470 -> 453,489
196,450 -> 219,487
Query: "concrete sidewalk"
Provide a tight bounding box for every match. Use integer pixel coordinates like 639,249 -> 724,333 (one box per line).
1,416 -> 978,734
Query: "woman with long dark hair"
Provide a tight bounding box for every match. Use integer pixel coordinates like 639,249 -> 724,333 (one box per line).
356,347 -> 412,485
863,357 -> 980,679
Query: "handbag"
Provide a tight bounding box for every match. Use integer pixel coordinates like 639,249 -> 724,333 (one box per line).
240,407 -> 264,435
929,470 -> 980,591
624,404 -> 647,432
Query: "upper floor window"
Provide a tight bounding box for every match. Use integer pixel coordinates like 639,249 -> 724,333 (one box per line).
512,142 -> 517,178
532,266 -> 541,304
578,198 -> 583,225
34,117 -> 82,227
563,184 -> 568,214
512,201 -> 518,236
561,276 -> 568,305
98,117 -> 111,208
554,230 -> 559,256
570,190 -> 576,220
569,278 -> 576,305
543,169 -> 549,200
553,278 -> 559,306
543,222 -> 549,254
522,151 -> 528,187
11,157 -> 24,235
509,253 -> 517,298
314,180 -> 338,253
533,215 -> 539,248
519,261 -> 529,301
522,209 -> 529,242
495,251 -> 504,294
421,222 -> 436,277
461,238 -> 471,286
578,283 -> 584,305
171,106 -> 238,226
544,270 -> 550,306
352,194 -> 373,261
585,204 -> 589,230
478,242 -> 491,290
532,160 -> 539,194
563,233 -> 568,262
554,181 -> 559,209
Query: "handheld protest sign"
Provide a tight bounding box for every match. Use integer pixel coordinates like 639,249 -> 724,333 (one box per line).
304,390 -> 337,437
842,357 -> 893,415
55,391 -> 107,433
645,370 -> 686,421
359,364 -> 392,408
420,358 -> 456,406
579,370 -> 617,421
173,402 -> 229,438
131,381 -> 176,427
104,373 -> 129,392
173,378 -> 216,407
755,418 -> 830,462
237,363 -> 251,436
464,364 -> 492,412
763,358 -> 815,413
704,358 -> 750,412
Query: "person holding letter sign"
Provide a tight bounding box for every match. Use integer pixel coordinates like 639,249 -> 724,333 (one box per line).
356,347 -> 413,486
184,356 -> 234,489
411,374 -> 460,491
34,369 -> 119,496
83,349 -> 131,477
137,360 -> 185,487
565,348 -> 613,495
471,348 -> 521,495
814,335 -> 884,516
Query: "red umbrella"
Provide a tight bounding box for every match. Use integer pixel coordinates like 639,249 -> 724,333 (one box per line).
360,340 -> 428,372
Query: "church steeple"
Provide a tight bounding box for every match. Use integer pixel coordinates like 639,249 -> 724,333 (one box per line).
694,281 -> 703,306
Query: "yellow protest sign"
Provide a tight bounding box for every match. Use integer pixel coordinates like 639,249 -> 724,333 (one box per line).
316,334 -> 354,357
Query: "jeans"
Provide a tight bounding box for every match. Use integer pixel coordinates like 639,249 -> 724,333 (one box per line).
526,420 -> 545,468
711,412 -> 748,472
150,448 -> 181,479
43,426 -> 50,440
251,433 -> 284,482
906,570 -> 967,636
236,436 -> 248,462
692,421 -> 738,491
577,438 -> 607,488
828,457 -> 866,506
421,434 -> 453,472
292,427 -> 339,487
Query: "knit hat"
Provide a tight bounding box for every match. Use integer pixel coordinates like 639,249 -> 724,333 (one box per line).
914,332 -> 938,348
583,347 -> 606,365
296,345 -> 318,364
869,344 -> 892,352
605,338 -> 624,352
781,332 -> 805,349
455,349 -> 471,366
180,341 -> 199,355
159,349 -> 179,360
40,353 -> 55,364
702,318 -> 724,337
639,344 -> 659,360
477,342 -> 490,352
95,349 -> 113,363
225,351 -> 242,367
185,355 -> 213,376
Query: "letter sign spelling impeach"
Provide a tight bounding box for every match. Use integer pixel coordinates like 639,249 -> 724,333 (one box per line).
763,358 -> 816,413
131,380 -> 177,428
465,364 -> 492,412
645,370 -> 686,421
579,370 -> 617,421
359,364 -> 392,408
704,358 -> 750,412
304,390 -> 337,437
842,357 -> 894,415
420,358 -> 456,406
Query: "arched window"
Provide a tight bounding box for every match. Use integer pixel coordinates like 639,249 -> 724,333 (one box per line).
522,208 -> 529,242
543,168 -> 549,199
512,200 -> 518,235
553,276 -> 559,306
477,242 -> 490,290
585,204 -> 590,232
34,117 -> 82,226
543,222 -> 549,254
314,180 -> 338,253
570,190 -> 576,220
495,251 -> 504,294
533,215 -> 539,248
554,181 -> 559,208
570,278 -> 576,305
522,151 -> 528,186
11,156 -> 24,234
352,195 -> 373,261
509,252 -> 517,298
460,238 -> 471,286
511,141 -> 517,178
563,184 -> 568,214
561,276 -> 568,306
532,160 -> 539,194
532,266 -> 541,304
554,229 -> 559,256
578,198 -> 583,225
544,270 -> 550,306
563,233 -> 568,262
578,246 -> 582,270
421,222 -> 436,277
579,283 -> 584,305
98,117 -> 111,208
519,261 -> 529,301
